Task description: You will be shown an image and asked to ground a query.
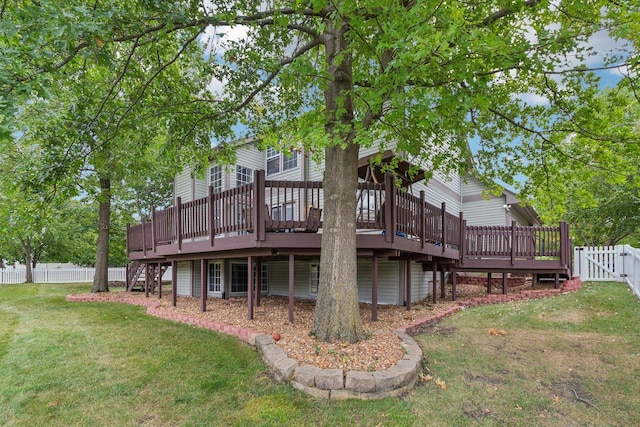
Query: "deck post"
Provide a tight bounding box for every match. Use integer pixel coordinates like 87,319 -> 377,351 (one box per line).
487,272 -> 492,294
502,273 -> 507,294
125,263 -> 130,291
441,202 -> 446,253
440,270 -> 446,299
248,256 -> 254,320
142,219 -> 147,258
384,173 -> 395,243
372,255 -> 378,321
158,262 -> 163,299
452,271 -> 457,301
559,221 -> 568,267
171,260 -> 177,307
126,224 -> 130,257
208,186 -> 215,247
254,170 -> 266,241
200,259 -> 207,312
554,273 -> 560,289
151,206 -> 157,252
406,259 -> 412,310
460,219 -> 467,265
288,254 -> 294,323
511,220 -> 517,265
176,197 -> 182,252
420,191 -> 425,249
255,257 -> 262,307
432,262 -> 438,304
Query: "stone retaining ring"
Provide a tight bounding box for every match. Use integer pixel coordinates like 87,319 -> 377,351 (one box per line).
254,330 -> 423,400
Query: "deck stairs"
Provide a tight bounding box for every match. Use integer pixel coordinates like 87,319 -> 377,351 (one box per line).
126,262 -> 168,292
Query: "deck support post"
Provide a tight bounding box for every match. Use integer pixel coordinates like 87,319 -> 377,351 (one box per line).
200,259 -> 207,312
440,270 -> 446,299
554,273 -> 560,289
158,262 -> 163,299
432,263 -> 438,304
487,272 -> 492,294
452,271 -> 457,301
255,257 -> 262,307
248,256 -> 254,320
372,255 -> 378,321
406,259 -> 412,311
288,254 -> 294,323
502,273 -> 507,295
171,260 -> 177,307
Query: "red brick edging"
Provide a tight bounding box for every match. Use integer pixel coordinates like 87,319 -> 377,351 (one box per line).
66,277 -> 582,347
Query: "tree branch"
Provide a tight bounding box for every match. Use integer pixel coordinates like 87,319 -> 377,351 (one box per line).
482,0 -> 543,26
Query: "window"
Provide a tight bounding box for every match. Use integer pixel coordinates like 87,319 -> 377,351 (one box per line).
253,263 -> 269,293
231,263 -> 248,293
266,148 -> 299,175
236,165 -> 253,186
209,165 -> 223,193
310,263 -> 320,295
271,203 -> 295,221
208,262 -> 222,293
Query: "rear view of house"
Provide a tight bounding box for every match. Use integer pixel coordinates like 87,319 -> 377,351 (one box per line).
126,138 -> 571,320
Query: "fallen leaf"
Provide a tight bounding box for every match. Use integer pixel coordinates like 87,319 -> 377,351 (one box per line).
435,378 -> 447,389
553,395 -> 561,403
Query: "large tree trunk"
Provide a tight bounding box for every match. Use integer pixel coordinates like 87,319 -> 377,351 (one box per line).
312,17 -> 365,343
91,177 -> 111,293
22,236 -> 33,283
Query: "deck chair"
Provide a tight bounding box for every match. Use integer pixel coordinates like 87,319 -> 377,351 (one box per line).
295,206 -> 322,233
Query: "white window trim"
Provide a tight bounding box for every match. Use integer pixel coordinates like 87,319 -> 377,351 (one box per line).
208,262 -> 222,295
209,165 -> 223,193
266,148 -> 299,176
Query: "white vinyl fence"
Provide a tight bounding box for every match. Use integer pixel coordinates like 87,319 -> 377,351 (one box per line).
574,245 -> 640,298
0,267 -> 126,284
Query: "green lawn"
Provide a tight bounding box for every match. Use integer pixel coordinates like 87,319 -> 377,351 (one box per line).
1,282 -> 639,426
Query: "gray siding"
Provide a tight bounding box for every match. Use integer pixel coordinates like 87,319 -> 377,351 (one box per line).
463,198 -> 508,226
410,262 -> 431,302
266,260 -> 313,298
176,261 -> 192,297
174,168 -> 194,203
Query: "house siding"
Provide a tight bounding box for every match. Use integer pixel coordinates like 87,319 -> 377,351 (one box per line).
176,261 -> 192,297
174,168 -> 194,203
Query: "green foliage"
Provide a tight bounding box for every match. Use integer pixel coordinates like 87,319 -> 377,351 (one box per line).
532,89 -> 640,245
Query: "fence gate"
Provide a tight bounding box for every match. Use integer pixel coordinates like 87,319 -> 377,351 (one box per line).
574,245 -> 640,298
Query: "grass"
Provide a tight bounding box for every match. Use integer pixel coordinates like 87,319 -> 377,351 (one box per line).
0,282 -> 639,426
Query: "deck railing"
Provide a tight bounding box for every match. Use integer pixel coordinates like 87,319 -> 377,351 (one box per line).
463,221 -> 571,266
126,170 -> 570,265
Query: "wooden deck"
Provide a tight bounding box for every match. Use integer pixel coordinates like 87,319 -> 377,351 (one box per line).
127,170 -> 572,277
